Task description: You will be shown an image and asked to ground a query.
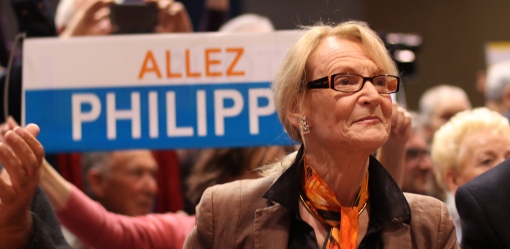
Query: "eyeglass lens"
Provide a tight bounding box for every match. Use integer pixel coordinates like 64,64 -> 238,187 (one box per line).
332,75 -> 398,93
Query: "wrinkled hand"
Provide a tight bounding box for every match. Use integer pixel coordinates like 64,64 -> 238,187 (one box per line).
151,0 -> 193,33
60,0 -> 114,38
0,123 -> 44,248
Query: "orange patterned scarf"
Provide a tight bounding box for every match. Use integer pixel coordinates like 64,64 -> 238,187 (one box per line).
300,157 -> 369,249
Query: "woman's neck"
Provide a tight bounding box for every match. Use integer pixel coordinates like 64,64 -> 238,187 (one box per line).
304,146 -> 370,206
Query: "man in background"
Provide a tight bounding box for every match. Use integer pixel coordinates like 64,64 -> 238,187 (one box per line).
484,60 -> 510,120
400,112 -> 445,201
418,84 -> 472,144
63,150 -> 159,248
82,150 -> 159,216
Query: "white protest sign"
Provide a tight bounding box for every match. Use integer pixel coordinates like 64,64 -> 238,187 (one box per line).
23,31 -> 303,153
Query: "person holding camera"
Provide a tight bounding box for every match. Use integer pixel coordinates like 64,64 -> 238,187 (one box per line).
55,0 -> 193,38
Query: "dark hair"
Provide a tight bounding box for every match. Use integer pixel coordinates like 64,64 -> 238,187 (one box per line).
186,146 -> 294,208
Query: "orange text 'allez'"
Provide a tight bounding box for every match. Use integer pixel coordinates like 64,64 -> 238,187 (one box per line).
138,48 -> 246,79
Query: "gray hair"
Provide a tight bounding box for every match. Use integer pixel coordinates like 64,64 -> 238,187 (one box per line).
485,61 -> 510,102
82,152 -> 112,197
418,85 -> 471,126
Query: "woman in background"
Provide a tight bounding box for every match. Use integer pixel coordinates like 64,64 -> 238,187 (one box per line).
431,107 -> 510,242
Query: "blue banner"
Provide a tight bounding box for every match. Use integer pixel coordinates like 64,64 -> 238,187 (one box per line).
26,82 -> 296,153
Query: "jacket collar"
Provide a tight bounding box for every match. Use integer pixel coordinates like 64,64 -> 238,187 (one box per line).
263,145 -> 411,230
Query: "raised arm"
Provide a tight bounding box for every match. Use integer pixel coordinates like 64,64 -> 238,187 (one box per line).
40,156 -> 195,249
377,102 -> 411,187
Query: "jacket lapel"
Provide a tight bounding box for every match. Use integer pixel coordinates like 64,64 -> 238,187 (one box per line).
380,219 -> 412,248
254,203 -> 291,249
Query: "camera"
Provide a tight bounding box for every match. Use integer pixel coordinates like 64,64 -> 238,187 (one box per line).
109,1 -> 158,34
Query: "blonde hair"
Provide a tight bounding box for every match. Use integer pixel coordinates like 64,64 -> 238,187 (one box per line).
272,21 -> 398,142
431,107 -> 510,189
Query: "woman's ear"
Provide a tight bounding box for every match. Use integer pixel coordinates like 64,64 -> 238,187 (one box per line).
287,110 -> 301,130
444,169 -> 459,194
286,96 -> 305,130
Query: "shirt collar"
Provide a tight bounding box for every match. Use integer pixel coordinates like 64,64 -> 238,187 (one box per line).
263,145 -> 411,227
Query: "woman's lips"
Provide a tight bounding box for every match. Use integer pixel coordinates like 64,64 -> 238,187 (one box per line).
355,116 -> 381,123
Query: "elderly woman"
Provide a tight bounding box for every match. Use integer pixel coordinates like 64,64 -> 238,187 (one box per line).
184,21 -> 457,249
431,107 -> 510,243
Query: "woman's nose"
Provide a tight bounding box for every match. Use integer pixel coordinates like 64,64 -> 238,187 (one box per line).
358,80 -> 382,105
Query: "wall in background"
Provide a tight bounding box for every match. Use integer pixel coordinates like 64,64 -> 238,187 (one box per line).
243,0 -> 510,110
5,0 -> 510,109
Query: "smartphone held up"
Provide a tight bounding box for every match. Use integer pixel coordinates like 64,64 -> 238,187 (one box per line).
109,0 -> 158,34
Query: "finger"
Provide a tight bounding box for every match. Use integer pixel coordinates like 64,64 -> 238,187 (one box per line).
170,2 -> 193,32
157,0 -> 172,10
5,128 -> 44,182
95,5 -> 111,21
0,138 -> 25,188
400,110 -> 412,134
85,0 -> 112,19
0,123 -> 9,144
156,2 -> 173,32
96,16 -> 113,35
394,106 -> 406,133
14,127 -> 45,168
24,123 -> 40,138
6,116 -> 19,130
390,103 -> 401,132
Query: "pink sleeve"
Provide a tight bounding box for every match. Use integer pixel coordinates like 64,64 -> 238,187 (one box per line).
56,186 -> 196,249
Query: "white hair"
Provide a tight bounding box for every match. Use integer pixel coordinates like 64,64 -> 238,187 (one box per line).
219,14 -> 274,33
419,85 -> 471,126
485,60 -> 510,102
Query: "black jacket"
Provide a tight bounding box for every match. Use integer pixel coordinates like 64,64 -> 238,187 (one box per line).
456,159 -> 510,249
28,187 -> 71,249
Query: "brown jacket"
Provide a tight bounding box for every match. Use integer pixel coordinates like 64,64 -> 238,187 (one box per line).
184,175 -> 458,249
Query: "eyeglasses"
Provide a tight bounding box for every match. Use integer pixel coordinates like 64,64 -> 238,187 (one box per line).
405,148 -> 430,162
307,73 -> 400,94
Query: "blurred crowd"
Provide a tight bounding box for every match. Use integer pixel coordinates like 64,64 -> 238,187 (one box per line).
1,0 -> 510,248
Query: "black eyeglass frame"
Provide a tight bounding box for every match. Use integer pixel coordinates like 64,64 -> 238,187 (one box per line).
306,73 -> 401,94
